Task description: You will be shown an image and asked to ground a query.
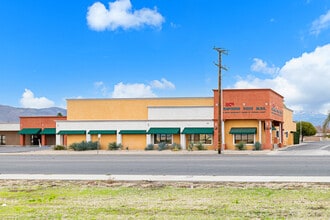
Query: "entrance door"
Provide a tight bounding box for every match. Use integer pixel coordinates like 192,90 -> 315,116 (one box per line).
31,135 -> 41,145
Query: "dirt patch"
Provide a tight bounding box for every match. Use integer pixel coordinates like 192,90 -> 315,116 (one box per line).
0,179 -> 328,190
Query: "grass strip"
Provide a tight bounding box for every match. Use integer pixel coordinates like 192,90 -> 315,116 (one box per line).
0,180 -> 329,219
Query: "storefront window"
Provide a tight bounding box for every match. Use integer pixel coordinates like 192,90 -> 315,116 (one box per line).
188,134 -> 213,145
234,134 -> 254,144
0,135 -> 5,145
154,134 -> 172,144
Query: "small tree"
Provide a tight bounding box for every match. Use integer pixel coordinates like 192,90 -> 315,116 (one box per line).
296,121 -> 317,143
322,112 -> 330,137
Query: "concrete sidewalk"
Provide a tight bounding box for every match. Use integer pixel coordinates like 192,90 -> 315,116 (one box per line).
1,144 -> 329,156
0,174 -> 329,183
0,146 -> 272,155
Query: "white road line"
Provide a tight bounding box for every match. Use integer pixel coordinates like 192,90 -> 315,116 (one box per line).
320,145 -> 330,150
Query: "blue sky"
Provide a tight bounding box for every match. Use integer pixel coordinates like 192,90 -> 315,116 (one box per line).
1,0 -> 330,119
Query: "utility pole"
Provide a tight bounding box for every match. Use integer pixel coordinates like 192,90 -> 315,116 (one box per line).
214,47 -> 228,154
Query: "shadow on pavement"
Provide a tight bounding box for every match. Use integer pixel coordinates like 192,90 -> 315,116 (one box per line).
0,146 -> 52,153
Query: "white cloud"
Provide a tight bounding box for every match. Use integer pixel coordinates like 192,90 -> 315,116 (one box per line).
87,0 -> 165,31
111,78 -> 175,98
310,10 -> 330,35
251,58 -> 280,75
234,44 -> 330,114
111,82 -> 156,98
94,81 -> 108,96
150,78 -> 175,89
20,89 -> 55,109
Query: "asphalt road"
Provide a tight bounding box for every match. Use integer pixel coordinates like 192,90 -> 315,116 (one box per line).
0,141 -> 329,176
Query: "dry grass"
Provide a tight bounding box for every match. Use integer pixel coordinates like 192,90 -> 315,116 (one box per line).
0,180 -> 329,219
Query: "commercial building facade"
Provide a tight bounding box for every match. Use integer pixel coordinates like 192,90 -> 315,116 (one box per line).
0,88 -> 295,149
55,88 -> 296,150
213,89 -> 296,150
56,97 -> 214,150
19,116 -> 67,146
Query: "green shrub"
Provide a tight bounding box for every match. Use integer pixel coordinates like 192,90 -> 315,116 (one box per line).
108,142 -> 122,150
235,141 -> 245,150
145,144 -> 154,151
70,141 -> 98,151
53,145 -> 66,150
157,142 -> 167,151
188,142 -> 194,151
195,142 -> 206,150
253,141 -> 262,151
171,143 -> 182,151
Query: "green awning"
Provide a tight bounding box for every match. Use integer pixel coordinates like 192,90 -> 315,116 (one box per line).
19,128 -> 41,135
58,130 -> 86,135
119,130 -> 147,134
88,130 -> 117,135
182,127 -> 214,134
229,127 -> 257,134
40,128 -> 56,135
147,128 -> 180,134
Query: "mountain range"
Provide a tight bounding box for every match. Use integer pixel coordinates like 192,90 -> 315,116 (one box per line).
0,105 -> 67,123
293,113 -> 327,127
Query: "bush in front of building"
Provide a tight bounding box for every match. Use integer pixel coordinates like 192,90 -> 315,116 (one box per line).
145,144 -> 155,151
70,141 -> 98,151
170,143 -> 182,151
108,142 -> 122,150
53,145 -> 66,150
235,141 -> 246,150
253,141 -> 262,151
157,142 -> 167,151
195,142 -> 207,150
188,142 -> 194,151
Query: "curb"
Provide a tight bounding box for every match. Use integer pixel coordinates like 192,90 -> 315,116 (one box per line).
0,149 -> 272,155
1,174 -> 329,183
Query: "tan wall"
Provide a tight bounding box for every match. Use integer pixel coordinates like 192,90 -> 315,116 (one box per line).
282,107 -> 296,146
224,120 -> 260,150
122,134 -> 146,150
0,131 -> 20,145
91,134 -> 117,150
173,134 -> 180,145
283,107 -> 296,132
67,135 -> 86,147
67,98 -> 213,120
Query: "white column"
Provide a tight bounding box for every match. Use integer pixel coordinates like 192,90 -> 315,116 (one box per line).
270,121 -> 273,145
86,130 -> 91,142
146,134 -> 152,145
258,120 -> 262,143
279,123 -> 282,144
221,121 -> 225,148
117,133 -> 122,144
56,134 -> 61,145
180,134 -> 186,150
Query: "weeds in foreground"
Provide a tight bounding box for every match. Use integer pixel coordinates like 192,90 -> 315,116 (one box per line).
0,181 -> 328,219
